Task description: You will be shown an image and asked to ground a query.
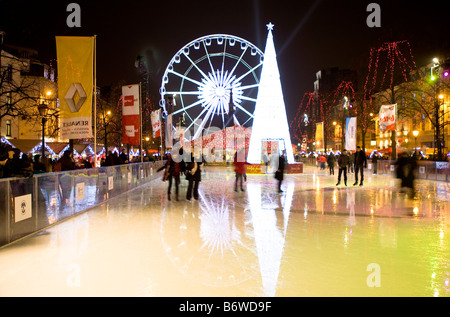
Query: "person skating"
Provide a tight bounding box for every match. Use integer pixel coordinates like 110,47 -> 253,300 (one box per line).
327,152 -> 336,175
275,150 -> 286,193
319,155 -> 326,170
353,146 -> 367,186
336,149 -> 350,186
395,152 -> 417,199
157,151 -> 185,201
372,152 -> 379,175
234,150 -> 250,192
186,154 -> 202,201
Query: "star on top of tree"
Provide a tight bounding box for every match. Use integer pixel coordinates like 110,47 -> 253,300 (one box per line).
266,22 -> 274,31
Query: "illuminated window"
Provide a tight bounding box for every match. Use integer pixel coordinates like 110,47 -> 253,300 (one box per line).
6,119 -> 11,137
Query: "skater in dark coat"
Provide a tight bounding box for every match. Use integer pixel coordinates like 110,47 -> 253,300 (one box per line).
336,149 -> 350,186
186,154 -> 202,201
157,151 -> 186,201
275,150 -> 286,193
395,152 -> 417,199
327,152 -> 336,175
353,146 -> 367,186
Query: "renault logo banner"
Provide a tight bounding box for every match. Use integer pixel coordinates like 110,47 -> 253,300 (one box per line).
65,83 -> 87,113
56,36 -> 94,139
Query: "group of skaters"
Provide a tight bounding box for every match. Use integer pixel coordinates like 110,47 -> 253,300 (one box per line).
316,147 -> 418,199
158,144 -> 420,202
157,149 -> 202,201
318,146 -> 368,187
158,148 -> 288,201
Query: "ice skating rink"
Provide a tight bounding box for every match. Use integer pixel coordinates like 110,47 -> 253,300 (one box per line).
0,166 -> 449,297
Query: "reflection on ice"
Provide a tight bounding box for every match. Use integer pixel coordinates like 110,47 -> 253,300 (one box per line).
247,181 -> 294,297
1,166 -> 450,296
346,190 -> 356,227
198,191 -> 241,256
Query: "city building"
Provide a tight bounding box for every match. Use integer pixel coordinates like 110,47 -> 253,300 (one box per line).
312,67 -> 358,152
0,43 -> 58,143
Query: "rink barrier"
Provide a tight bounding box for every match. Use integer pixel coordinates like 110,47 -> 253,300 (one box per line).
0,160 -> 165,248
298,157 -> 450,182
367,160 -> 450,182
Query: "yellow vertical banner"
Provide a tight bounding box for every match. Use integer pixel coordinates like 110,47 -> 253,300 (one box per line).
315,122 -> 324,151
56,36 -> 94,139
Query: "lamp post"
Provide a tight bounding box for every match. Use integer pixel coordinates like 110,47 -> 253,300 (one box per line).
100,109 -> 112,155
38,102 -> 49,171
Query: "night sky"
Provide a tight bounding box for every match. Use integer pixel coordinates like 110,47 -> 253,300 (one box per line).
1,0 -> 449,120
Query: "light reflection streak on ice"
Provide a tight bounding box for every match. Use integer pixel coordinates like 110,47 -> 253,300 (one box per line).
246,181 -> 294,296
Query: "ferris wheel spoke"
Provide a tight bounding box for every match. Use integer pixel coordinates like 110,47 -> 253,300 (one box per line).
241,116 -> 252,126
221,41 -> 227,71
239,83 -> 260,90
166,91 -> 200,96
170,70 -> 203,86
228,46 -> 249,80
192,104 -> 216,139
185,103 -> 211,133
180,53 -> 211,83
233,115 -> 241,126
234,102 -> 255,118
172,99 -> 204,115
202,41 -> 216,76
235,62 -> 263,83
239,95 -> 257,103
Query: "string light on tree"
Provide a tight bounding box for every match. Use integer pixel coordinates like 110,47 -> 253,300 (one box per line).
290,92 -> 316,146
363,40 -> 416,157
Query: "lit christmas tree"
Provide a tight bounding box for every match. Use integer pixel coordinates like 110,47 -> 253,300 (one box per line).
247,23 -> 295,164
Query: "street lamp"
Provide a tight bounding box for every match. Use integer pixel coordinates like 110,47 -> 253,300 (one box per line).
431,57 -> 440,81
102,109 -> 111,153
38,102 -> 49,171
413,130 -> 419,151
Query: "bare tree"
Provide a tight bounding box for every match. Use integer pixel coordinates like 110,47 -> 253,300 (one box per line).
1,49 -> 59,142
1,51 -> 39,131
95,83 -> 123,153
399,67 -> 450,160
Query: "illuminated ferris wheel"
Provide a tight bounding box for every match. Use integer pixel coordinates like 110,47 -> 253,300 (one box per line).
159,34 -> 264,140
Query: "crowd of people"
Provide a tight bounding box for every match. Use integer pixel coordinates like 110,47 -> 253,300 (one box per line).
0,146 -> 35,178
0,145 -> 160,178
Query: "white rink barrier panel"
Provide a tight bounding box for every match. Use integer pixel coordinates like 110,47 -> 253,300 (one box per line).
0,161 -> 165,247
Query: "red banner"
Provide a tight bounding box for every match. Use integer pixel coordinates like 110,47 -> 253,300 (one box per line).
151,109 -> 161,138
379,104 -> 396,132
122,84 -> 140,145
